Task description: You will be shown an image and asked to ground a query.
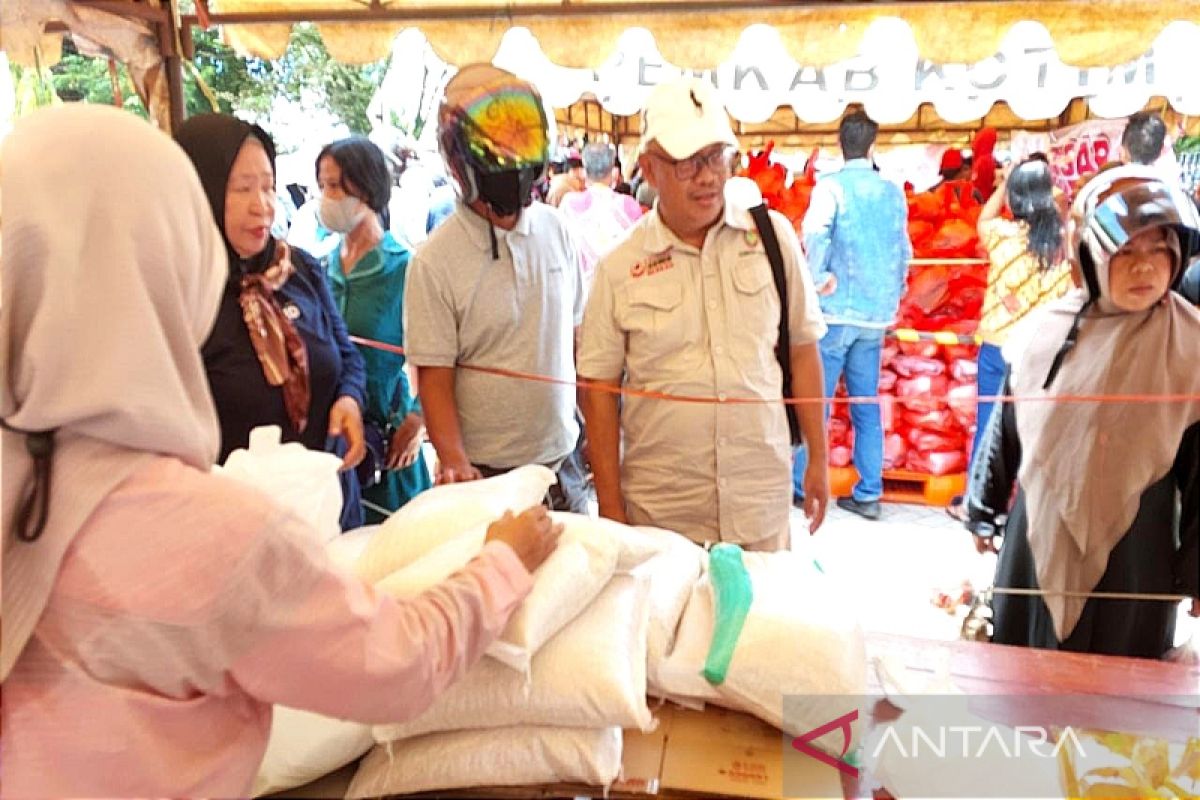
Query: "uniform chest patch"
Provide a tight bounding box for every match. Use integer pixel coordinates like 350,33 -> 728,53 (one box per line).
630,250 -> 675,279
744,229 -> 760,247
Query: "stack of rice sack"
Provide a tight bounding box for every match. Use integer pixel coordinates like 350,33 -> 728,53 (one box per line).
253,467 -> 871,796
252,467 -> 706,797
826,263 -> 984,477
649,539 -> 869,762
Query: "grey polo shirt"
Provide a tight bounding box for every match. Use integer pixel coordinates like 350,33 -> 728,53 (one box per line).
405,202 -> 584,468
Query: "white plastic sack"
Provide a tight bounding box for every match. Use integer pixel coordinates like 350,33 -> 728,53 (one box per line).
374,513 -> 621,674
324,525 -> 379,572
218,425 -> 343,543
251,706 -> 373,797
356,465 -> 555,583
372,574 -> 654,742
347,726 -> 622,799
374,525 -> 488,598
626,530 -> 706,695
488,515 -> 621,672
655,549 -> 868,745
549,511 -> 665,573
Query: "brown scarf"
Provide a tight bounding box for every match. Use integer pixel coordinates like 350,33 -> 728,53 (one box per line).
238,240 -> 311,433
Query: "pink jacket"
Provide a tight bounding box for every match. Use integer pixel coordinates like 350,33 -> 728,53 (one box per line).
2,457 -> 532,797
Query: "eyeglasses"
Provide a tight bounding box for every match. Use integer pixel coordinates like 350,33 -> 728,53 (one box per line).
650,145 -> 738,181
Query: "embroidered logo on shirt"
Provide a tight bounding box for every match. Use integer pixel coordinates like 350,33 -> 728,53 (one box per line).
282,303 -> 301,321
630,251 -> 675,279
744,230 -> 760,247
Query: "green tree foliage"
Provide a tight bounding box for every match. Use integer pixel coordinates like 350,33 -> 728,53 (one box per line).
186,28 -> 272,117
270,24 -> 387,135
8,23 -> 385,133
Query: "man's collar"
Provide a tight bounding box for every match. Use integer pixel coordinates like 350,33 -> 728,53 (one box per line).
843,158 -> 873,170
642,198 -> 749,253
454,200 -> 531,248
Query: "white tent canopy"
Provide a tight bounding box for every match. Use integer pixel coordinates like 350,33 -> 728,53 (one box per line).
483,20 -> 1200,124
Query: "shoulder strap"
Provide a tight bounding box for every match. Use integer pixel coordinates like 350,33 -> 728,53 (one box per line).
748,205 -> 801,444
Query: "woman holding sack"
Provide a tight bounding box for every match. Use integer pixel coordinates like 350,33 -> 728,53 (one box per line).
965,164 -> 1200,659
1,104 -> 561,798
317,136 -> 433,522
175,114 -> 369,529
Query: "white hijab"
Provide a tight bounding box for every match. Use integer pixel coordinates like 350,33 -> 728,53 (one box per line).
1,105 -> 227,680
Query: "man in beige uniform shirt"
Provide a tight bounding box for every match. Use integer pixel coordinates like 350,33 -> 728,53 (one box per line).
578,78 -> 829,550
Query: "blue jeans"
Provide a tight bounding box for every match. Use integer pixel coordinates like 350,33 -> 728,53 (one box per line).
968,342 -> 1006,472
793,324 -> 886,502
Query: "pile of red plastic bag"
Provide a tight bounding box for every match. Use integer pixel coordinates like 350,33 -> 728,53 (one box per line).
739,138 -> 995,478
827,338 -> 977,476
739,143 -> 818,231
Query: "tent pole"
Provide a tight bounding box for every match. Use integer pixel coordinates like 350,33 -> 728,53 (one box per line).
160,0 -> 185,132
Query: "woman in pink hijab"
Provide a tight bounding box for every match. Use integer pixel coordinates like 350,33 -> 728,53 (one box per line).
0,105 -> 560,797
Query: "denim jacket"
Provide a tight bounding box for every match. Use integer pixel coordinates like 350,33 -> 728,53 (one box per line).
802,159 -> 912,327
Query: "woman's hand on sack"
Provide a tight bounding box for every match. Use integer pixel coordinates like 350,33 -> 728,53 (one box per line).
386,413 -> 425,470
973,534 -> 999,555
329,395 -> 366,470
485,506 -> 564,573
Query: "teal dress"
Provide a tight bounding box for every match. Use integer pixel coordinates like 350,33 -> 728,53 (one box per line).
327,232 -> 432,521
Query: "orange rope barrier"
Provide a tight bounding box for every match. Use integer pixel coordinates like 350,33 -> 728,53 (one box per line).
350,336 -> 1200,408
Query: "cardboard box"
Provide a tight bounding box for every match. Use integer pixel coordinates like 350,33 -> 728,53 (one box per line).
623,703 -> 844,800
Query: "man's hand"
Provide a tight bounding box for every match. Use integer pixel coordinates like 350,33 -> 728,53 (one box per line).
817,274 -> 837,297
597,500 -> 629,525
973,534 -> 1000,555
436,455 -> 482,485
386,413 -> 425,470
802,461 -> 829,534
328,395 -> 365,470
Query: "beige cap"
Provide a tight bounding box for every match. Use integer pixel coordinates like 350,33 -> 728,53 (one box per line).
640,77 -> 737,159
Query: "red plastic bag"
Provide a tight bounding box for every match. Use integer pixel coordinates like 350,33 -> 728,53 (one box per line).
943,344 -> 979,362
897,375 -> 949,414
907,428 -> 965,452
891,355 -> 946,378
829,445 -> 852,468
828,416 -> 850,441
902,407 -> 955,431
883,432 -> 908,470
905,449 -> 967,476
927,219 -> 979,259
896,340 -> 941,359
950,358 -> 978,382
928,450 -> 967,476
880,394 -> 896,433
948,382 -> 977,416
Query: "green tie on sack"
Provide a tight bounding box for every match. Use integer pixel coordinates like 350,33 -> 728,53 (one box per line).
703,544 -> 754,685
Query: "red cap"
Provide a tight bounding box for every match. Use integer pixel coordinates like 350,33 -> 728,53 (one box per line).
939,149 -> 964,172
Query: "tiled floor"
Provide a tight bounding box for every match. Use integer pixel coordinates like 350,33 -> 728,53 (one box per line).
791,499 -> 1198,650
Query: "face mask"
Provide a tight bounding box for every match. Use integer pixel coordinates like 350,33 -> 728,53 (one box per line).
318,195 -> 367,234
476,167 -> 539,218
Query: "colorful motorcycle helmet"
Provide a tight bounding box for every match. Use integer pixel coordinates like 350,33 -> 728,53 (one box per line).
437,64 -> 550,217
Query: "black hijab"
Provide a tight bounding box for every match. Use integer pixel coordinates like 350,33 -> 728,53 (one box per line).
175,114 -> 279,274
176,114 -> 311,435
